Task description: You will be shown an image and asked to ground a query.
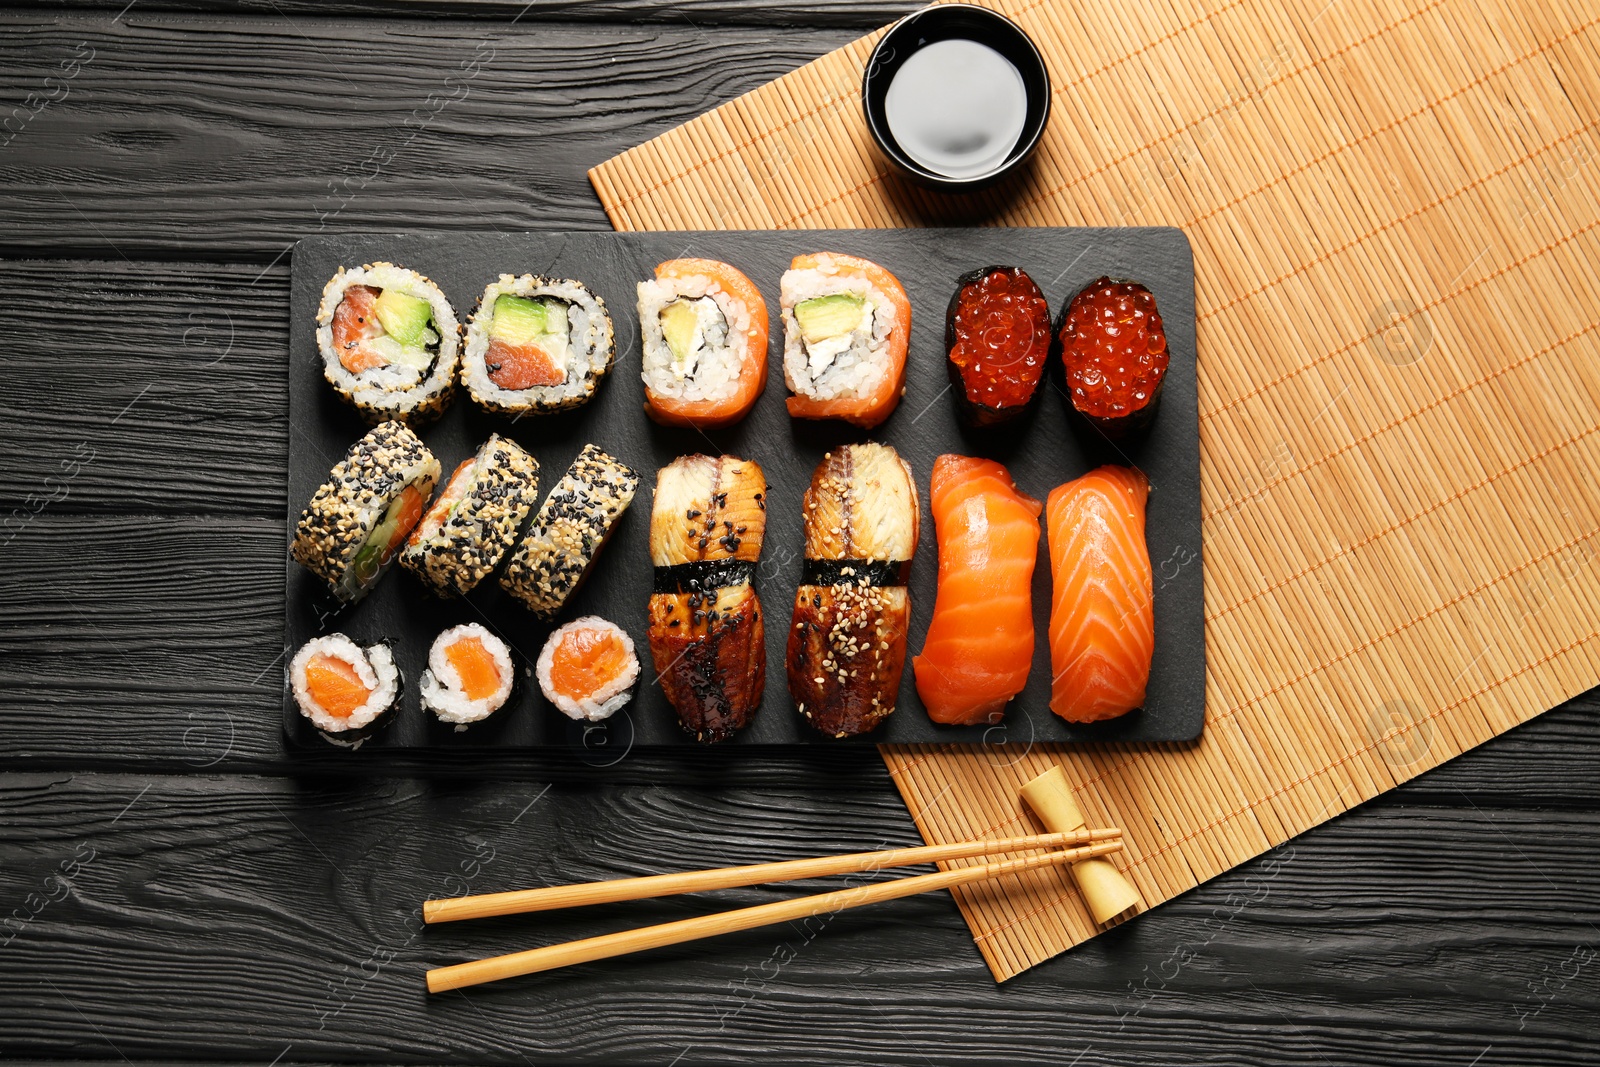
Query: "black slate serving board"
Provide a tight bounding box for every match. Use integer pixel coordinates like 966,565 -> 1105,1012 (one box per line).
285,229 -> 1201,750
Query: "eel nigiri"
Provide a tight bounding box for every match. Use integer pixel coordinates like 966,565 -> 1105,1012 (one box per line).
647,454 -> 767,742
638,258 -> 769,429
787,444 -> 919,738
912,455 -> 1041,725
781,252 -> 911,429
1046,465 -> 1153,723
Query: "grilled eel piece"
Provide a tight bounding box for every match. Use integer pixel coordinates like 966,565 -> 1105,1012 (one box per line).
787,444 -> 919,737
647,454 -> 767,742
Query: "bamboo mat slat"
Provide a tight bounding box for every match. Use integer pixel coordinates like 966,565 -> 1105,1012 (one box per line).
588,0 -> 1600,981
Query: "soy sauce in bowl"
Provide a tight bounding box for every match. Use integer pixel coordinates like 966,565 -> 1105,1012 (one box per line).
862,5 -> 1052,192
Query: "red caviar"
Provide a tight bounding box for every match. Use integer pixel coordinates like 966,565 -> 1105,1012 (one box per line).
946,267 -> 1050,418
1058,278 -> 1168,422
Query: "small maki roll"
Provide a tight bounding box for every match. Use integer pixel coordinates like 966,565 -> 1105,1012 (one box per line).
781,252 -> 910,429
501,444 -> 640,619
463,274 -> 615,416
945,266 -> 1050,429
537,616 -> 639,722
290,633 -> 400,747
399,434 -> 539,598
291,421 -> 440,604
637,258 -> 768,428
1057,278 -> 1169,439
316,262 -> 459,425
420,622 -> 516,729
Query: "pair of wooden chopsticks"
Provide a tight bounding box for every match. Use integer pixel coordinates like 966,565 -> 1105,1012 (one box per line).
423,826 -> 1123,991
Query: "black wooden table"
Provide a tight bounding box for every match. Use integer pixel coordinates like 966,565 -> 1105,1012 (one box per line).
2,5 -> 1596,1064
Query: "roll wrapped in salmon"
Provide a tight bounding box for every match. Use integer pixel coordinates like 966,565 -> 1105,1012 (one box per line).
781,252 -> 910,429
637,258 -> 768,428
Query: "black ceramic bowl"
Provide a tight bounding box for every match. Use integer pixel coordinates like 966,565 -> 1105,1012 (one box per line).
861,4 -> 1052,192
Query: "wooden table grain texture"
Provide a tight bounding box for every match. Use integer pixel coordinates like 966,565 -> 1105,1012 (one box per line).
1,5 -> 1596,1065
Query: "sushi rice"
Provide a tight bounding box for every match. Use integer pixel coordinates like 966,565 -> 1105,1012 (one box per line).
780,254 -> 899,402
420,622 -> 516,728
462,274 -> 615,416
316,262 -> 460,425
536,616 -> 639,722
289,633 -> 401,743
637,273 -> 751,405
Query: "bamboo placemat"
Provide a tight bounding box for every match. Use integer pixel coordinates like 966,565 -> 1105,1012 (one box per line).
589,0 -> 1600,980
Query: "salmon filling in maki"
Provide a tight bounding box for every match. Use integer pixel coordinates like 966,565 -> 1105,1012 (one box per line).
289,633 -> 400,743
420,623 -> 515,728
537,616 -> 640,722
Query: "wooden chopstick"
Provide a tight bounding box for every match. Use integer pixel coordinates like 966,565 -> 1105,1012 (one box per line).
423,827 -> 1122,924
426,840 -> 1123,991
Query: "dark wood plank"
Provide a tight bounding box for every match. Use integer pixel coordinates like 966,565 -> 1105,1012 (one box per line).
44,1 -> 921,29
1,772 -> 1595,1065
0,13 -> 859,259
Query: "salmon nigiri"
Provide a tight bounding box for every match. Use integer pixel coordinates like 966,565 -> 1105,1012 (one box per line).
638,257 -> 769,429
912,455 -> 1041,725
1046,465 -> 1154,723
781,252 -> 911,429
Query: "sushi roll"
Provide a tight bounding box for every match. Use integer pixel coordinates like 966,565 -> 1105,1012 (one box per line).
1056,278 -> 1169,439
787,444 -> 918,739
462,274 -> 615,416
399,434 -> 539,598
780,252 -> 911,429
289,633 -> 400,747
500,444 -> 640,619
536,616 -> 640,722
637,258 -> 768,428
291,421 -> 441,604
420,622 -> 516,729
944,266 -> 1050,429
648,454 -> 767,743
316,262 -> 459,425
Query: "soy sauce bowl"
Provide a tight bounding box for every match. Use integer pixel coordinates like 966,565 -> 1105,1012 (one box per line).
861,4 -> 1052,192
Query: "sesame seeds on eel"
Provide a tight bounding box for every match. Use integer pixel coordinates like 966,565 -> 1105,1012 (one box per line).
501,444 -> 641,620
292,421 -> 441,605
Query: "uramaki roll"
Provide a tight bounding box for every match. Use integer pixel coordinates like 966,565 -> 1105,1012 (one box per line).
316,262 -> 459,425
462,274 -> 615,417
399,434 -> 539,598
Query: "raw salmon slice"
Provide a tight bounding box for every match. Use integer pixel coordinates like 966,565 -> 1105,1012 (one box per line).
303,653 -> 371,718
1046,465 -> 1153,723
912,454 -> 1040,725
331,284 -> 387,374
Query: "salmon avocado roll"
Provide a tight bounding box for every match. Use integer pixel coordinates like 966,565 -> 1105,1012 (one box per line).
637,258 -> 768,428
781,252 -> 910,429
463,274 -> 615,417
290,634 -> 401,747
316,262 -> 460,425
421,623 -> 516,729
292,421 -> 441,604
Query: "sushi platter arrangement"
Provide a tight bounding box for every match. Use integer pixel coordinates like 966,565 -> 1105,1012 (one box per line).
284,229 -> 1202,749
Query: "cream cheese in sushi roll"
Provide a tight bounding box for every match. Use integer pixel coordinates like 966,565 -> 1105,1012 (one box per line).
399,434 -> 539,598
780,252 -> 911,429
291,421 -> 441,604
536,616 -> 639,722
501,444 -> 640,619
637,258 -> 768,428
420,623 -> 516,729
463,274 -> 615,416
316,262 -> 459,425
289,633 -> 400,747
